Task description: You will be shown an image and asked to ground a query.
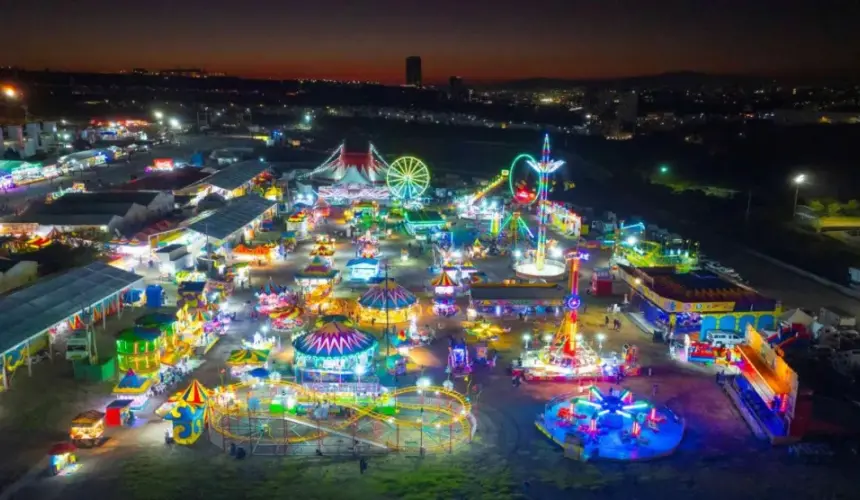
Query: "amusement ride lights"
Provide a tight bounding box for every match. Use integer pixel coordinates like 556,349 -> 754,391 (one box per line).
526,135 -> 565,271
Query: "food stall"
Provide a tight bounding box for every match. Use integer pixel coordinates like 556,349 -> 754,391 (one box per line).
69,410 -> 106,447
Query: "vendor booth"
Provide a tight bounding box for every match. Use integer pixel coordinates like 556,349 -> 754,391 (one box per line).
112,369 -> 154,410
345,258 -> 380,282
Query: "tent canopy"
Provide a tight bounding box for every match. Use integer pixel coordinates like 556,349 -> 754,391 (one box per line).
292,320 -> 378,358
358,279 -> 417,310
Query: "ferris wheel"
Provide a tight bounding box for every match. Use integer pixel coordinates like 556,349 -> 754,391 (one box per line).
386,156 -> 430,200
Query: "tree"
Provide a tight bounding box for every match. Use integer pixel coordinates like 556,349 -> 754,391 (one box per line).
844,199 -> 860,215
826,202 -> 842,217
808,200 -> 825,213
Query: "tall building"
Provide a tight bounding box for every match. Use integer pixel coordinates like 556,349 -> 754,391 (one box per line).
449,76 -> 468,101
405,56 -> 422,87
617,91 -> 639,125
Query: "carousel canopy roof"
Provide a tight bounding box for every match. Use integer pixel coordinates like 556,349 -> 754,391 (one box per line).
296,257 -> 337,278
117,327 -> 163,343
293,320 -> 378,358
180,380 -> 209,406
226,348 -> 269,366
113,369 -> 154,394
358,279 -> 417,310
430,273 -> 456,287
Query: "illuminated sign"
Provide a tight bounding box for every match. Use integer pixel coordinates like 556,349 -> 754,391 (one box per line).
153,159 -> 174,170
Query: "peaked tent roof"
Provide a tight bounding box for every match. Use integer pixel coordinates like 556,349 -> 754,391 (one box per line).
430,273 -> 456,287
336,166 -> 372,186
113,369 -> 154,394
780,308 -> 814,327
358,279 -> 417,310
180,380 -> 209,406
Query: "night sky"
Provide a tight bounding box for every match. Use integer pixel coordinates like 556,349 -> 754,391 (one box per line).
6,0 -> 858,83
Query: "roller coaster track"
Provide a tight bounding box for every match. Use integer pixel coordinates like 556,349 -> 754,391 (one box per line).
209,381 -> 474,451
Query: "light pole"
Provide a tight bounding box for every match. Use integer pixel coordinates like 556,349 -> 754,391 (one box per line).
595,333 -> 606,354
792,174 -> 807,217
522,333 -> 531,350
3,86 -> 28,121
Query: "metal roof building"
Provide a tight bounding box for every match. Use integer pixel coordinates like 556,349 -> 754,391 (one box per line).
0,262 -> 144,387
199,160 -> 270,192
187,194 -> 277,241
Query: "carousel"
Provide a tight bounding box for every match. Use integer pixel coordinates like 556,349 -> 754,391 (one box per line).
294,257 -> 340,291
356,279 -> 418,325
292,317 -> 379,382
309,236 -> 335,265
226,348 -> 270,377
430,272 -> 458,316
255,280 -> 294,314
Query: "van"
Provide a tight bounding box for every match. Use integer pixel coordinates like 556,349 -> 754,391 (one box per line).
704,330 -> 745,348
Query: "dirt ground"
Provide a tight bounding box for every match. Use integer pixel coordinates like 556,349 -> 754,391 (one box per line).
5,228 -> 860,500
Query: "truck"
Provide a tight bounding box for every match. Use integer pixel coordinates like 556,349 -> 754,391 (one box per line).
65,331 -> 91,361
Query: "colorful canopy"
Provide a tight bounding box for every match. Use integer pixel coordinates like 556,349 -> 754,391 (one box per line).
180,380 -> 209,406
247,367 -> 270,379
358,279 -> 417,310
430,273 -> 456,288
270,306 -> 303,320
113,369 -> 154,395
296,257 -> 339,280
292,320 -> 378,358
49,442 -> 77,455
258,281 -> 287,296
346,257 -> 379,268
226,348 -> 269,366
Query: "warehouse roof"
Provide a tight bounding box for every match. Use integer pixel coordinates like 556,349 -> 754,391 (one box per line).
201,160 -> 270,191
12,213 -> 120,227
187,194 -> 276,241
0,262 -> 144,354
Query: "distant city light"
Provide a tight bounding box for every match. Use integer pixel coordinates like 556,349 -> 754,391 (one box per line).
659,165 -> 669,174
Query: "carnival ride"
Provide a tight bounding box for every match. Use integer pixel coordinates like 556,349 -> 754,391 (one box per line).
509,154 -> 539,205
463,320 -> 508,342
207,379 -> 474,455
386,156 -> 430,201
292,318 -> 378,380
430,272 -> 458,316
512,135 -> 567,281
462,170 -> 509,209
357,279 -> 418,325
518,249 -> 639,381
447,339 -> 472,377
536,385 -> 684,461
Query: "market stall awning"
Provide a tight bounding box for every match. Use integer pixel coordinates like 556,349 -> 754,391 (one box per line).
226,348 -> 270,366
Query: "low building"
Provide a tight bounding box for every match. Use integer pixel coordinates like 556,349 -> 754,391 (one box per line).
619,265 -> 780,335
187,160 -> 270,199
7,191 -> 174,234
186,194 -> 277,247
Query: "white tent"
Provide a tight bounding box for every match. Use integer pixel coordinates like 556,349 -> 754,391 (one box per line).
336,166 -> 371,186
779,308 -> 814,327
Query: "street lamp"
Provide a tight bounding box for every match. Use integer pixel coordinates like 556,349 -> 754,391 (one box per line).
169,117 -> 181,129
153,110 -> 164,121
595,332 -> 606,353
792,174 -> 807,217
2,86 -> 28,121
659,165 -> 669,174
543,333 -> 553,345
522,333 -> 531,350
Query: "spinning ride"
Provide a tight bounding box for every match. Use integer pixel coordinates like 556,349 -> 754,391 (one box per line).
509,154 -> 539,205
536,385 -> 684,461
513,135 -> 566,281
387,156 -> 430,201
430,272 -> 458,316
292,318 -> 378,380
357,279 -> 418,325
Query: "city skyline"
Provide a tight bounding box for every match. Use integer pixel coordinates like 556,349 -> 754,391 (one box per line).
4,0 -> 859,84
